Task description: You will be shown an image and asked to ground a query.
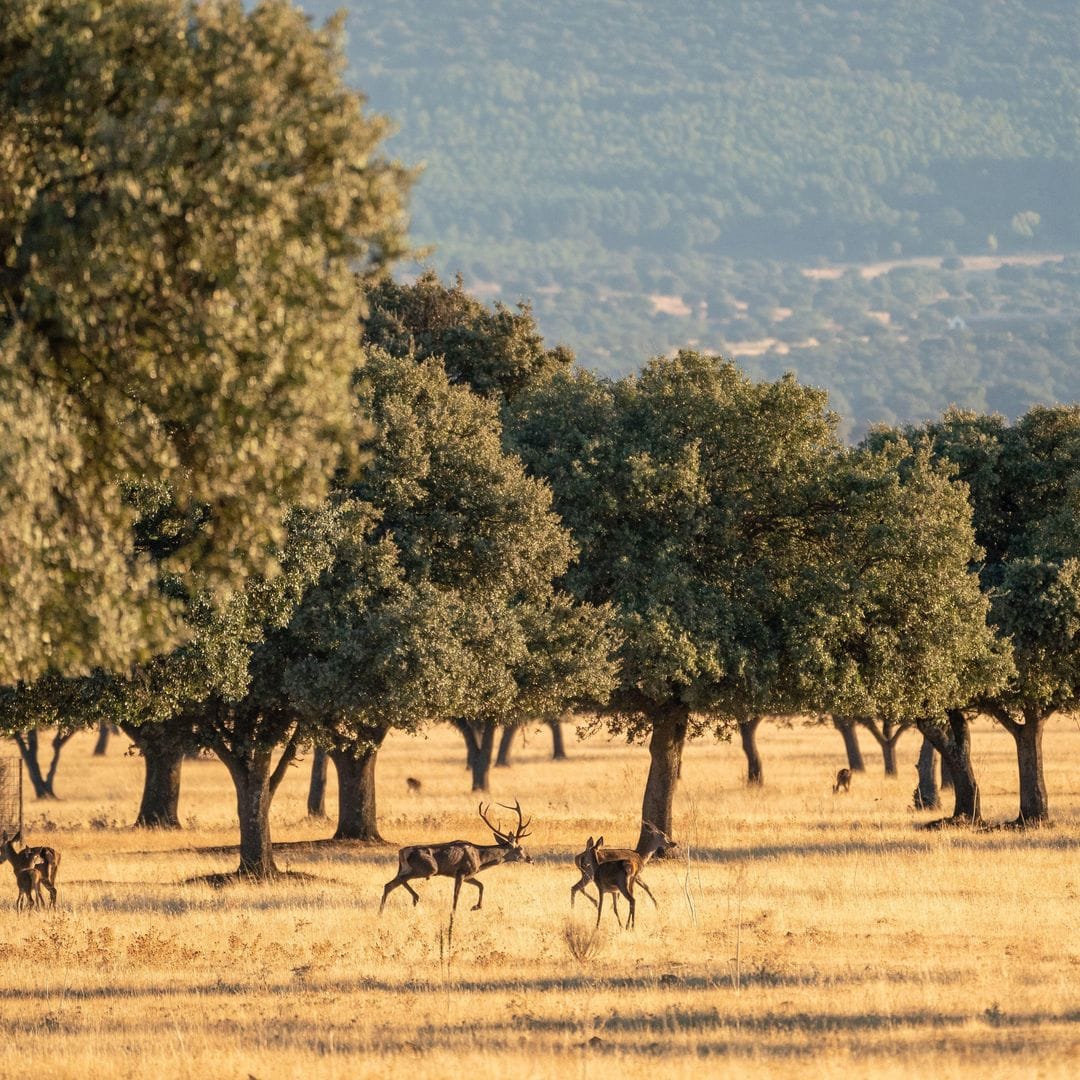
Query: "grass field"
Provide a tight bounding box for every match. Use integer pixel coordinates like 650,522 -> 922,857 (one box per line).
0,717 -> 1077,1079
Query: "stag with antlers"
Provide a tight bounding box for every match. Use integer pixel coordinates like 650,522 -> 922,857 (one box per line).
1,831 -> 60,911
379,800 -> 532,916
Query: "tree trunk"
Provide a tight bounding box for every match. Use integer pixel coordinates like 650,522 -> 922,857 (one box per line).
14,729 -> 71,799
939,747 -> 954,790
914,736 -> 940,810
918,711 -> 980,822
307,746 -> 330,818
495,723 -> 520,767
548,719 -> 567,760
140,752 -> 184,830
637,704 -> 688,851
858,717 -> 907,776
833,717 -> 866,772
992,706 -> 1050,826
219,745 -> 293,879
739,715 -> 764,786
453,720 -> 497,792
330,735 -> 386,842
93,720 -> 116,757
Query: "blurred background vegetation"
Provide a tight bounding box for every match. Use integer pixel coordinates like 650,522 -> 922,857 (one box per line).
300,0 -> 1080,436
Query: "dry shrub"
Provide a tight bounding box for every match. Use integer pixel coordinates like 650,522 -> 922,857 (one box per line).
563,919 -> 606,966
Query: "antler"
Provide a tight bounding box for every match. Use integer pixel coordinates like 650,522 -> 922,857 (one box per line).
497,799 -> 531,840
478,802 -> 512,842
641,819 -> 673,842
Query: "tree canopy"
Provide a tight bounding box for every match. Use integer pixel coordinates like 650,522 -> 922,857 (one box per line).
0,0 -> 411,684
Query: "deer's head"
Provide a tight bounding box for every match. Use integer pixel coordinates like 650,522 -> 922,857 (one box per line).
479,800 -> 533,863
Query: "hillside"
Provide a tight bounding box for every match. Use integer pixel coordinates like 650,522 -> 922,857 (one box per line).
298,0 -> 1080,432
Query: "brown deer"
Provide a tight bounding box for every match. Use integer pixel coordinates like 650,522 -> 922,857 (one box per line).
577,836 -> 639,930
833,768 -> 852,794
15,865 -> 43,912
379,800 -> 532,915
570,820 -> 670,913
0,831 -> 60,910
405,777 -> 422,794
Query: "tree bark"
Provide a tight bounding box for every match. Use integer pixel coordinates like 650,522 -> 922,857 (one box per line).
307,746 -> 330,818
495,723 -> 520,767
637,704 -> 688,851
833,717 -> 866,772
917,710 -> 980,822
548,719 -> 567,760
330,733 -> 387,841
119,722 -> 195,828
217,740 -> 297,879
990,705 -> 1050,826
14,729 -> 71,799
739,715 -> 764,786
858,717 -> 908,776
939,747 -> 954,790
93,720 -> 117,757
453,720 -> 497,792
913,736 -> 940,810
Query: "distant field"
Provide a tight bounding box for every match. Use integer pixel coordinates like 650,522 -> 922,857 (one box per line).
1,719 -> 1077,1078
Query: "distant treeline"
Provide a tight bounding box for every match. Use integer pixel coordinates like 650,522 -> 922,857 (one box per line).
299,0 -> 1080,423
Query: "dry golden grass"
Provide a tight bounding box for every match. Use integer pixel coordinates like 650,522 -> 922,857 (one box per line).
1,718 -> 1078,1079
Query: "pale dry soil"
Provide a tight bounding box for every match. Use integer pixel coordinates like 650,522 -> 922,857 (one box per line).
0,719 -> 1077,1079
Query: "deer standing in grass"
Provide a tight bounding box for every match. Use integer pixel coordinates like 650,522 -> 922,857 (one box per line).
379,801 -> 532,915
0,831 -> 60,911
833,768 -> 852,794
573,822 -> 672,929
15,866 -> 43,912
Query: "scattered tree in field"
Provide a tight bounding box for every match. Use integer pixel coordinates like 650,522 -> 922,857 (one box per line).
277,350 -> 618,838
512,353 -> 857,845
0,0 -> 410,686
914,406 -> 1080,824
514,355 -> 1008,842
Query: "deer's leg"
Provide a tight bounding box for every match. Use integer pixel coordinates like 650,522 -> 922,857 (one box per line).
621,882 -> 636,929
571,878 -> 598,910
380,875 -> 422,913
452,875 -> 464,913
635,877 -> 658,909
465,877 -> 484,911
595,889 -> 604,928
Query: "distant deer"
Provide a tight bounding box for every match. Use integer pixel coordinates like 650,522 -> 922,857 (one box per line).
577,836 -> 646,930
380,800 -> 532,915
0,831 -> 60,910
405,777 -> 422,794
570,820 -> 671,914
15,865 -> 43,912
833,768 -> 852,794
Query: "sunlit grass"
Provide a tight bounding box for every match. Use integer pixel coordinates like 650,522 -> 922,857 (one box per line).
0,718 -> 1077,1077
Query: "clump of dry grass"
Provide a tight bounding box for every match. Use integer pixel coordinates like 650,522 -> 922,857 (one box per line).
562,917 -> 606,965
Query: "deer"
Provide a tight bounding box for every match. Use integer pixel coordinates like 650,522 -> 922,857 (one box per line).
405,777 -> 422,794
15,865 -> 43,912
379,800 -> 532,916
833,768 -> 852,794
0,831 -> 60,910
573,822 -> 673,929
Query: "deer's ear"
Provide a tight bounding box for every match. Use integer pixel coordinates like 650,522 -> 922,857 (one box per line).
586,836 -> 594,848
596,836 -> 604,847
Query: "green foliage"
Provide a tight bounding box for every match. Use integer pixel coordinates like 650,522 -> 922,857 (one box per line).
513,352 -> 1005,736
0,0 -> 411,684
276,349 -> 619,742
914,405 -> 1080,716
364,271 -> 574,402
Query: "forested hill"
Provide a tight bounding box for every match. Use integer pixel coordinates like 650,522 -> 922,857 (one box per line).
298,0 -> 1080,435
